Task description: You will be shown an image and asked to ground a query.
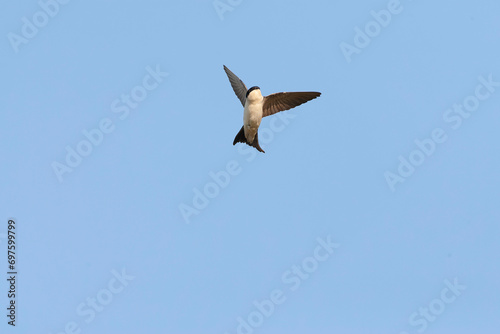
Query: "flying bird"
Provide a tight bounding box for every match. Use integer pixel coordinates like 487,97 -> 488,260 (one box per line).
223,65 -> 321,153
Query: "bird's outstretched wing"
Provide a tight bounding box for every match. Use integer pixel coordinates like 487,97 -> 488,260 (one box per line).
262,92 -> 321,117
223,65 -> 248,107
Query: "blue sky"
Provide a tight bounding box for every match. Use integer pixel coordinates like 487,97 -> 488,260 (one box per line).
1,0 -> 500,333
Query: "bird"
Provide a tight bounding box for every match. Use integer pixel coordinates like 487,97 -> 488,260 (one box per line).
223,65 -> 321,153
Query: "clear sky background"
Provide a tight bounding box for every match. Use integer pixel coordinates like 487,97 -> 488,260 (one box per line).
1,0 -> 500,333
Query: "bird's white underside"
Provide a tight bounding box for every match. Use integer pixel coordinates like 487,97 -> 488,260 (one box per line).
243,89 -> 263,143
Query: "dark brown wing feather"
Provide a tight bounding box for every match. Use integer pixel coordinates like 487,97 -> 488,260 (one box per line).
223,65 -> 247,107
262,92 -> 321,117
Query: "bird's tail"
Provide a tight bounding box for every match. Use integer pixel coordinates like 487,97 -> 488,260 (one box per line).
233,126 -> 265,153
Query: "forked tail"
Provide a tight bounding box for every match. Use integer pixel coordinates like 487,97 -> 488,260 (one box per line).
233,126 -> 265,153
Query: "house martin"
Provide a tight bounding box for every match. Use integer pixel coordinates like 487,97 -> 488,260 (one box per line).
224,65 -> 321,153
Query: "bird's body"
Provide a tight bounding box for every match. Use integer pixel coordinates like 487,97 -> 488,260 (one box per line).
224,65 -> 321,153
243,88 -> 263,143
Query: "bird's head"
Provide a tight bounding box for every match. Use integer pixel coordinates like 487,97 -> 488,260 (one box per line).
246,86 -> 261,98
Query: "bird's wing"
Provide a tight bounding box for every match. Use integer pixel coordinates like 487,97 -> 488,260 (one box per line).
262,92 -> 321,117
223,65 -> 248,107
